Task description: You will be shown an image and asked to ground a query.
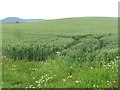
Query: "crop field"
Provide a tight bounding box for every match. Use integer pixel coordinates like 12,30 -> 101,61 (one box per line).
2,17 -> 118,88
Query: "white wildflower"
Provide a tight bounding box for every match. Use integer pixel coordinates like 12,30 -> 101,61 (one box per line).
93,85 -> 95,87
45,74 -> 48,77
44,84 -> 46,86
116,56 -> 119,59
103,65 -> 106,67
90,66 -> 93,69
41,76 -> 44,79
67,75 -> 72,79
113,81 -> 116,83
74,80 -> 80,84
33,77 -> 35,79
56,51 -> 60,56
63,79 -> 66,82
37,84 -> 41,88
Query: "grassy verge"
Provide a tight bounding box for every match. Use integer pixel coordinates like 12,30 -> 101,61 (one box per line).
2,58 -> 118,88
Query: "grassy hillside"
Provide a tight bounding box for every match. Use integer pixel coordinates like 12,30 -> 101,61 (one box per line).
2,17 -> 118,88
3,17 -> 117,35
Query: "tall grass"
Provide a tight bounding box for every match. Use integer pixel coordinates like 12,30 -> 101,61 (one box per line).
2,57 -> 118,88
2,34 -> 118,63
2,17 -> 118,88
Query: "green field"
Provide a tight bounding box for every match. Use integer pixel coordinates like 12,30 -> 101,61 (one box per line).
2,17 -> 118,88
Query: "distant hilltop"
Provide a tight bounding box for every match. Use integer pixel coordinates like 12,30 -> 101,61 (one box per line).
0,17 -> 44,23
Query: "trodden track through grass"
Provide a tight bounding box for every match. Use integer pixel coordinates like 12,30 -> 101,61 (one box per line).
2,17 -> 118,88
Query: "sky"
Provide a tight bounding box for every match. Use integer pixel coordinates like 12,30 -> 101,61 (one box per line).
0,0 -> 119,19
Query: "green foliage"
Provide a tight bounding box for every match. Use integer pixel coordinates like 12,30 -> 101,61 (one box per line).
2,17 -> 118,88
2,33 -> 118,63
2,58 -> 118,88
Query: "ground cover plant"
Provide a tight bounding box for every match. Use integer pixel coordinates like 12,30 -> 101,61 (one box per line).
2,17 -> 118,88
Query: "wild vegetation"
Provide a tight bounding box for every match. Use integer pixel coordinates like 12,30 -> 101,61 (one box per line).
2,17 -> 118,88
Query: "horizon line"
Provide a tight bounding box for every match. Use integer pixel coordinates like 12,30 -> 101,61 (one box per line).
0,16 -> 118,20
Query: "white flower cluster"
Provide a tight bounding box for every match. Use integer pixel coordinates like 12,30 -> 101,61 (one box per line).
29,68 -> 38,71
35,74 -> 54,88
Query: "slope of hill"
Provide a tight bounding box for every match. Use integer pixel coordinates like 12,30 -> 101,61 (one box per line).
2,17 -> 118,59
2,17 -> 118,88
3,17 -> 117,34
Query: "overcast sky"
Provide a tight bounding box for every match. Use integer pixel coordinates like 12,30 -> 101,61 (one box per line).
0,0 -> 119,19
